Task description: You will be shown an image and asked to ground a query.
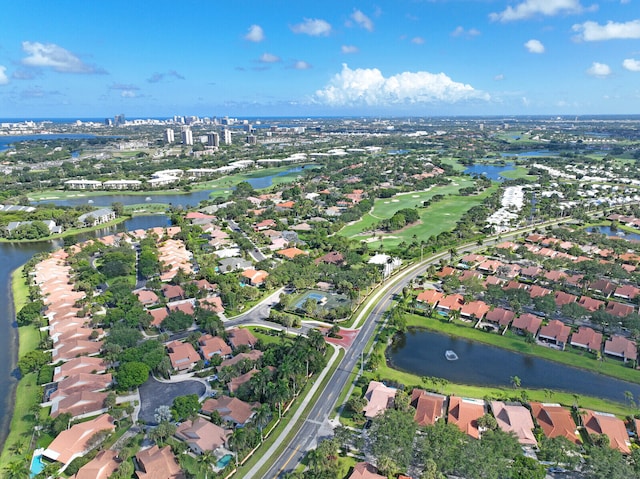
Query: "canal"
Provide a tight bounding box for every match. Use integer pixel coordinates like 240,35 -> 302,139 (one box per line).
388,328 -> 640,404
0,214 -> 170,450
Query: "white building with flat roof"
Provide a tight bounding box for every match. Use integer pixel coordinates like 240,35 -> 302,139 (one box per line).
103,179 -> 142,190
64,180 -> 103,190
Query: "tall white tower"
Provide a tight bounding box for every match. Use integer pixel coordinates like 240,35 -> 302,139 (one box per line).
164,128 -> 175,143
223,129 -> 232,145
181,128 -> 193,146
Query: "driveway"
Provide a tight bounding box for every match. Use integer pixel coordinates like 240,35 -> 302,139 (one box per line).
138,377 -> 206,425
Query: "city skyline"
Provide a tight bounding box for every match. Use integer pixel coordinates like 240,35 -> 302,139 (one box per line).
1,0 -> 639,117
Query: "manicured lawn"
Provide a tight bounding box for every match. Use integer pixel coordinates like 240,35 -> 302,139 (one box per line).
500,166 -> 538,181
340,180 -> 497,249
247,326 -> 295,346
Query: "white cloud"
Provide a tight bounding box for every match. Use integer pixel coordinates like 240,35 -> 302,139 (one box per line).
572,20 -> 640,41
490,0 -> 586,22
350,9 -> 374,31
110,83 -> 140,97
587,62 -> 612,77
290,18 -> 332,36
411,37 -> 425,44
524,39 -> 545,53
293,60 -> 312,70
623,58 -> 640,71
341,45 -> 359,54
21,41 -> 105,73
314,64 -> 489,107
494,74 -> 505,81
245,24 -> 265,42
259,53 -> 281,63
451,26 -> 481,37
147,70 -> 184,83
0,66 -> 8,85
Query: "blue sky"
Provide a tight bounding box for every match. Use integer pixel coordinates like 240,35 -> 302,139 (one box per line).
1,0 -> 639,118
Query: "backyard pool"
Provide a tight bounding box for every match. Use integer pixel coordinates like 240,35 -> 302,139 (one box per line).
216,454 -> 234,469
30,452 -> 46,477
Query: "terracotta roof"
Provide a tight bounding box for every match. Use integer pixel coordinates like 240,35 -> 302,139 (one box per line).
51,390 -> 108,418
530,402 -> 580,444
478,260 -> 502,273
485,308 -> 515,326
460,301 -> 489,319
490,401 -> 537,445
459,270 -> 483,282
199,334 -> 232,359
149,307 -> 169,327
135,289 -> 159,305
229,369 -> 259,394
363,381 -> 397,418
44,414 -> 115,466
167,340 -> 200,371
228,328 -> 258,349
416,289 -> 445,305
554,291 -> 577,307
604,335 -> 637,361
168,300 -> 195,316
614,284 -> 640,300
538,320 -> 571,345
314,251 -> 345,265
201,395 -> 257,425
219,350 -> 263,370
582,410 -> 631,454
161,284 -> 185,300
520,266 -> 542,278
199,296 -> 224,314
437,266 -> 457,278
276,247 -> 308,259
52,339 -> 103,362
437,294 -> 464,311
544,270 -> 567,282
241,268 -> 269,285
606,301 -> 634,318
411,389 -> 445,427
570,327 -> 603,351
175,417 -> 230,453
578,296 -> 605,312
53,357 -> 108,382
447,396 -> 485,439
135,445 -> 184,479
511,313 -> 542,335
73,450 -> 120,479
349,462 -> 386,479
589,279 -> 616,296
51,373 -> 113,401
529,285 -> 552,298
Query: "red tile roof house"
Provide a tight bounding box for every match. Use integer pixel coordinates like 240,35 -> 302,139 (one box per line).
229,369 -> 260,394
530,402 -> 581,444
174,417 -> 231,455
554,291 -> 578,308
519,266 -> 542,281
135,289 -> 159,306
314,251 -> 346,266
570,327 -> 603,353
544,270 -> 567,283
490,401 -> 537,446
460,300 -> 490,321
227,328 -> 258,350
241,268 -> 269,286
577,296 -> 605,313
436,294 -> 464,315
201,395 -> 258,427
484,308 -> 515,328
199,334 -> 232,359
52,339 -> 103,362
604,335 -> 638,363
50,373 -> 113,402
43,414 -> 115,472
614,284 -> 640,301
149,307 -> 169,327
135,445 -> 185,479
477,260 -> 503,274
529,285 -> 552,299
348,462 -> 386,479
538,320 -> 571,350
253,219 -> 277,231
582,410 -> 631,454
510,313 -> 542,337
588,279 -> 616,297
72,449 -> 120,479
276,247 -> 308,259
410,389 -> 446,427
606,301 -> 634,318
363,380 -> 397,419
218,350 -> 263,370
199,296 -> 225,314
50,390 -> 109,419
161,284 -> 185,302
53,356 -> 108,382
436,266 -> 457,278
167,340 -> 201,371
447,396 -> 486,439
416,289 -> 445,307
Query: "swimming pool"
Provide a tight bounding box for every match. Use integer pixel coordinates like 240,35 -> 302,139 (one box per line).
30,453 -> 46,477
216,453 -> 233,469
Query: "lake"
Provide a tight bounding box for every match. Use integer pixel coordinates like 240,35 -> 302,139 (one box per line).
388,328 -> 640,404
0,214 -> 170,451
589,226 -> 640,242
499,150 -> 558,158
0,134 -> 100,153
33,165 -> 309,208
464,163 -> 515,181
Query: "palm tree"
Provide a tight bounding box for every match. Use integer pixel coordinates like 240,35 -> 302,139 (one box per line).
253,403 -> 272,442
510,375 -> 521,389
3,458 -> 30,479
197,450 -> 216,479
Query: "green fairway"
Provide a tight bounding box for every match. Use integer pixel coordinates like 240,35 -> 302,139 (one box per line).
499,166 -> 537,181
339,178 -> 496,248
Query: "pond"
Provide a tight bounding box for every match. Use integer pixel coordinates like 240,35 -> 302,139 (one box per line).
464,163 -> 515,181
588,226 -> 640,242
32,165 -> 310,208
388,328 -> 640,404
0,214 -> 170,451
499,150 -> 558,158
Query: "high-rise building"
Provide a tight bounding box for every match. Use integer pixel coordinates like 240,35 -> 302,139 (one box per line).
165,129 -> 175,143
223,129 -> 232,145
207,132 -> 219,147
114,114 -> 125,126
104,118 -> 113,126
181,128 -> 193,146
246,135 -> 257,145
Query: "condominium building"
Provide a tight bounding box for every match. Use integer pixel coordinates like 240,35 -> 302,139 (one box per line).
164,128 -> 175,143
181,128 -> 193,146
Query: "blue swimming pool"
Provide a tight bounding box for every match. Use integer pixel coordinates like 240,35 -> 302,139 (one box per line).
30,454 -> 46,477
216,453 -> 233,469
